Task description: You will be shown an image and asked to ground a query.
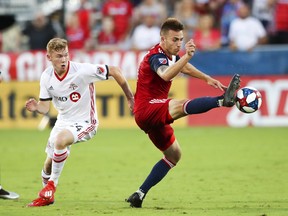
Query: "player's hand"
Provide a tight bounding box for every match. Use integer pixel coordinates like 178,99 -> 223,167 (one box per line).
127,97 -> 134,113
25,98 -> 38,112
206,76 -> 226,91
185,39 -> 196,57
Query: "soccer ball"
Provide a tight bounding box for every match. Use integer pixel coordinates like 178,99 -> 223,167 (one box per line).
235,86 -> 262,113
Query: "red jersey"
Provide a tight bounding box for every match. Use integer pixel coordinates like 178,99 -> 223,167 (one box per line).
134,44 -> 180,114
102,0 -> 133,41
193,29 -> 221,51
66,27 -> 86,49
275,2 -> 288,31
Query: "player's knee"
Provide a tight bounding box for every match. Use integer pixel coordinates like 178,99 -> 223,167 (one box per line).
169,99 -> 189,119
166,150 -> 181,165
174,151 -> 181,164
54,130 -> 74,149
54,136 -> 71,150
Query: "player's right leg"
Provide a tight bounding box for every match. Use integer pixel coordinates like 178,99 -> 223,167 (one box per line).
38,129 -> 73,200
27,157 -> 55,207
27,196 -> 54,207
27,126 -> 68,207
169,74 -> 241,119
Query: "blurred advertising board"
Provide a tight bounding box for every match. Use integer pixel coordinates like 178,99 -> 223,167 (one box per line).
0,79 -> 187,129
0,51 -> 145,81
188,75 -> 288,127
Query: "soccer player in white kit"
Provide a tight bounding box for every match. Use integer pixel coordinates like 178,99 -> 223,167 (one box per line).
25,38 -> 134,207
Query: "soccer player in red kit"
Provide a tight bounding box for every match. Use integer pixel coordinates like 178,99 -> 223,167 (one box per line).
126,18 -> 241,208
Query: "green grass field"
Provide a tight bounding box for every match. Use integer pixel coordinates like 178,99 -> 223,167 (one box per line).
0,127 -> 287,216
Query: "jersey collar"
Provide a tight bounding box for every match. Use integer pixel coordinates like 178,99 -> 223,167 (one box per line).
54,61 -> 70,81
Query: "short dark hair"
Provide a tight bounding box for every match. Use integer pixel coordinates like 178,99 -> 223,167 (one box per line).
160,18 -> 184,36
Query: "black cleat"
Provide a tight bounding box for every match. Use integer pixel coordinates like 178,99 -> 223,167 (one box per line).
0,188 -> 19,200
125,192 -> 145,208
223,74 -> 241,107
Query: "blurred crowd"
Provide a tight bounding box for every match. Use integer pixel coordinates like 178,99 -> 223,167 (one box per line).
0,0 -> 288,53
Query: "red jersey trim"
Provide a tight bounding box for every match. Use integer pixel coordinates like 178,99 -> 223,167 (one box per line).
54,61 -> 70,81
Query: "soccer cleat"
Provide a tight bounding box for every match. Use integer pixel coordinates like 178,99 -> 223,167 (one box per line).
39,180 -> 56,199
125,192 -> 145,208
223,74 -> 241,107
27,196 -> 54,207
0,188 -> 20,200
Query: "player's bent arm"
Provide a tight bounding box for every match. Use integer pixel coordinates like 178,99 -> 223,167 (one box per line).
25,98 -> 50,114
157,54 -> 191,82
107,66 -> 134,110
182,63 -> 225,90
181,63 -> 210,81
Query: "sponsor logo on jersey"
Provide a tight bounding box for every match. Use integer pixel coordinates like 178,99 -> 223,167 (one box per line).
158,47 -> 164,54
69,83 -> 78,90
97,66 -> 105,74
158,58 -> 167,64
149,99 -> 169,104
54,96 -> 68,102
70,92 -> 81,102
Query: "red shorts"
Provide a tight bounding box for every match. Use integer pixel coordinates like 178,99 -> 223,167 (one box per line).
134,99 -> 175,151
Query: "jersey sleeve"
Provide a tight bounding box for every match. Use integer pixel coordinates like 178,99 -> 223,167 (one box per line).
39,73 -> 52,101
149,53 -> 169,73
94,64 -> 109,81
82,63 -> 109,82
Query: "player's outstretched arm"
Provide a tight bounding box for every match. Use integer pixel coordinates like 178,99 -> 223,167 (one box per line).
25,98 -> 50,114
182,63 -> 226,91
107,66 -> 134,112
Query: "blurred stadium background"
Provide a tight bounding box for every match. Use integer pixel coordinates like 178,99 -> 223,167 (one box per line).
0,1 -> 288,215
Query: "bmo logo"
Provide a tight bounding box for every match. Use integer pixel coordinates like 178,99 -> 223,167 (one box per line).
70,92 -> 81,102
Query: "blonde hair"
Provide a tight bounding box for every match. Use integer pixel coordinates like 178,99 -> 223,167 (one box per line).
46,38 -> 68,53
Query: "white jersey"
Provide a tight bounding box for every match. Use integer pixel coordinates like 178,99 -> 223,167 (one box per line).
39,61 -> 109,124
228,17 -> 266,51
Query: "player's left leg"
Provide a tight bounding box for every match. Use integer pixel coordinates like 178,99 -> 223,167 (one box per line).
126,126 -> 180,208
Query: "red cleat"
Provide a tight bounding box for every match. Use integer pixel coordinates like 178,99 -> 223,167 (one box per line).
39,180 -> 56,199
27,196 -> 54,207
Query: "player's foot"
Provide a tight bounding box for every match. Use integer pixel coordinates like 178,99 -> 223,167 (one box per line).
125,192 -> 145,208
223,74 -> 241,107
39,180 -> 56,199
27,196 -> 54,207
0,188 -> 20,200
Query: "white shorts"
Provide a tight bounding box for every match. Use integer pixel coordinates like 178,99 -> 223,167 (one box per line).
45,120 -> 98,158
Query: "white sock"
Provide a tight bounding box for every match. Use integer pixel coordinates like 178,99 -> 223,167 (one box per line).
41,169 -> 51,187
218,98 -> 224,107
136,189 -> 145,200
50,148 -> 68,186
